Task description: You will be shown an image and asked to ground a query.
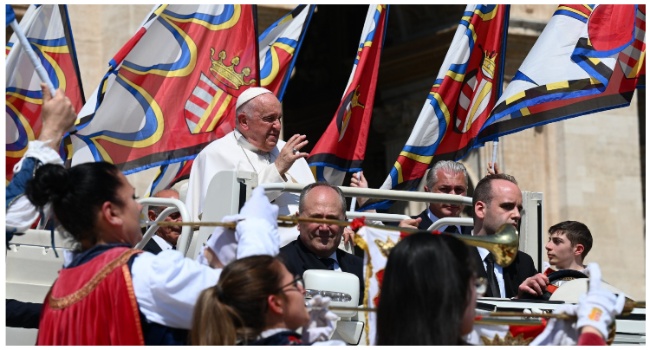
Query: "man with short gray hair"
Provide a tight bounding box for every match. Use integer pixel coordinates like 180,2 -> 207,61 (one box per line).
398,160 -> 470,233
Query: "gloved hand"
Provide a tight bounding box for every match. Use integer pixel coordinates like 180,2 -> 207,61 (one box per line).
199,187 -> 280,266
236,186 -> 280,258
239,186 -> 279,226
302,295 -> 339,343
198,214 -> 240,267
529,304 -> 579,345
575,263 -> 625,338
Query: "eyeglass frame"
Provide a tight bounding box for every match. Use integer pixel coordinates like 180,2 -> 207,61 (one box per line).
276,275 -> 304,294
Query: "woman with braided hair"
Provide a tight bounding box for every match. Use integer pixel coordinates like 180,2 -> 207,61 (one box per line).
25,162 -> 279,345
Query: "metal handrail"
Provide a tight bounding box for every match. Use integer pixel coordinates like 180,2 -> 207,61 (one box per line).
137,197 -> 192,255
259,183 -> 473,206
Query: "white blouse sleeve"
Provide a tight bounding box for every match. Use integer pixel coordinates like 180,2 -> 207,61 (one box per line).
131,250 -> 221,329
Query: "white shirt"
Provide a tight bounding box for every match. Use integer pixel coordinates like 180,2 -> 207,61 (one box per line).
6,140 -> 63,232
186,129 -> 314,221
426,209 -> 461,233
325,251 -> 341,272
152,235 -> 174,251
476,246 -> 506,298
131,250 -> 221,329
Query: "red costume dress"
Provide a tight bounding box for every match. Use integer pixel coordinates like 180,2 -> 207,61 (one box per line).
37,247 -> 144,345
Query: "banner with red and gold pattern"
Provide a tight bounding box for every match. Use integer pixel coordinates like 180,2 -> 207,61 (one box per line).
71,5 -> 258,176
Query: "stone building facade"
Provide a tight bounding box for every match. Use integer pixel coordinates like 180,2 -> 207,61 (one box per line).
8,4 -> 645,298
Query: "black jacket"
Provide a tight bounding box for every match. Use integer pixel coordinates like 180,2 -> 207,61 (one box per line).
142,238 -> 163,255
413,209 -> 472,234
280,238 -> 364,305
469,246 -> 538,298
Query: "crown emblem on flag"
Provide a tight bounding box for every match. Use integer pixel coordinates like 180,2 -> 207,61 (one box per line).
481,50 -> 498,79
374,237 -> 397,257
209,48 -> 256,90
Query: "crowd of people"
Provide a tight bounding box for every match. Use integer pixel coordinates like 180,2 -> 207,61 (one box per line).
6,86 -> 627,345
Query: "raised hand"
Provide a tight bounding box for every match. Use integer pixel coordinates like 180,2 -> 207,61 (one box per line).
275,134 -> 309,177
38,83 -> 76,149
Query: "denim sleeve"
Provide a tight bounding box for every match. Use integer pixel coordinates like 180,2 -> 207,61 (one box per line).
6,157 -> 40,209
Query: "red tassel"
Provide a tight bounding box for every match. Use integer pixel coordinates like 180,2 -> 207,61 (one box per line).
350,216 -> 366,230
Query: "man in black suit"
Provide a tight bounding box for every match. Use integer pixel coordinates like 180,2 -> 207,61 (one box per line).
142,189 -> 182,254
398,160 -> 471,234
470,173 -> 538,298
280,182 -> 364,305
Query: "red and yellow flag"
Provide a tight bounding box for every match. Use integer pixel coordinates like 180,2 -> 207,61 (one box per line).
71,5 -> 258,175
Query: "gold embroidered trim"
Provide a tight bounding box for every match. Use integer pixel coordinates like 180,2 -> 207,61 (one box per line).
48,249 -> 142,309
122,264 -> 145,345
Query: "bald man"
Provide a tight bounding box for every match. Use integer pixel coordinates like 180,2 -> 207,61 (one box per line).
143,189 -> 182,254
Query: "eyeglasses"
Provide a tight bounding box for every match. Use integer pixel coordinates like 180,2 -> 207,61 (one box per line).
258,115 -> 282,124
277,275 -> 304,293
475,277 -> 487,296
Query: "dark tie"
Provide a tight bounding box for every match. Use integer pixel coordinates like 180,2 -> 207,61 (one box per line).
444,225 -> 459,234
320,258 -> 336,270
484,254 -> 501,298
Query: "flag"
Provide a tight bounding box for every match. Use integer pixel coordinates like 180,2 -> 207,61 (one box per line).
6,4 -> 84,182
370,5 -> 508,209
308,5 -> 388,185
145,160 -> 191,196
259,5 -> 315,100
70,5 -> 259,180
354,225 -> 404,345
477,4 -> 645,144
143,4 -> 313,196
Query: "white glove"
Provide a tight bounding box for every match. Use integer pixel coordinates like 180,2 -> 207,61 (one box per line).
529,304 -> 579,345
302,295 -> 339,343
236,186 -> 280,258
198,214 -> 240,266
575,263 -> 625,338
239,186 -> 279,226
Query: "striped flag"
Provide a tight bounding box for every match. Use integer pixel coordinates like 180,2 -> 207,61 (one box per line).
477,4 -> 645,144
6,4 -> 84,182
145,5 -> 314,195
308,5 -> 388,185
259,5 -> 315,100
369,5 -> 508,209
354,225 -> 403,345
70,5 -> 259,182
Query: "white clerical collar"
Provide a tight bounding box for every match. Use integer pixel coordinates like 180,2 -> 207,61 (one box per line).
234,129 -> 261,153
234,129 -> 280,159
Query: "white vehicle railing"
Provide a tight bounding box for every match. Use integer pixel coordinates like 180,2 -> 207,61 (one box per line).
137,197 -> 193,255
259,182 -> 473,206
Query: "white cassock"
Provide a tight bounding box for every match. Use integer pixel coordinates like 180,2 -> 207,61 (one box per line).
186,129 -> 315,246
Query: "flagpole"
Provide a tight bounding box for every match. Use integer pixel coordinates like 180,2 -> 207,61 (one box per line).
490,5 -> 510,174
8,15 -> 57,95
491,140 -> 498,172
350,172 -> 360,211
